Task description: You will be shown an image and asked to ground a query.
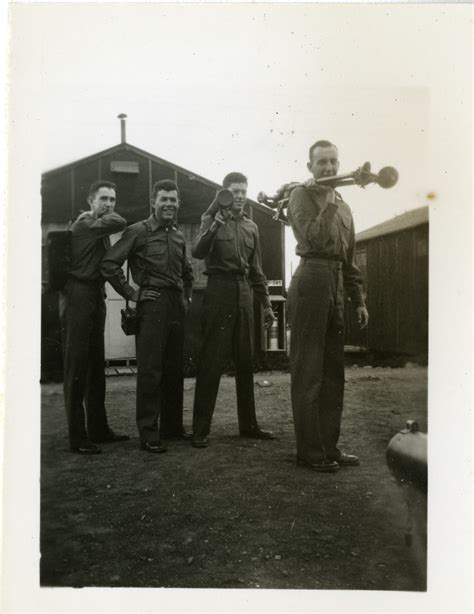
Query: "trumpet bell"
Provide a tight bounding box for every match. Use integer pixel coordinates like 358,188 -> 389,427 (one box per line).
377,166 -> 399,189
257,191 -> 268,204
216,188 -> 234,208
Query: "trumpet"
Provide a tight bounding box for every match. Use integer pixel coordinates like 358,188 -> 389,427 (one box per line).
257,162 -> 399,221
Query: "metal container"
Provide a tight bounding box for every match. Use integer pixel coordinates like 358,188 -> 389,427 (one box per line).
386,420 -> 427,493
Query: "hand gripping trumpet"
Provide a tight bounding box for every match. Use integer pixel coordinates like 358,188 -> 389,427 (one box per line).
257,162 -> 399,222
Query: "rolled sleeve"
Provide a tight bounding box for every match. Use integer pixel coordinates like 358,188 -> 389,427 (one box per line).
191,214 -> 218,259
182,245 -> 194,298
75,211 -> 127,237
100,226 -> 138,300
343,218 -> 365,307
248,228 -> 271,309
288,187 -> 338,248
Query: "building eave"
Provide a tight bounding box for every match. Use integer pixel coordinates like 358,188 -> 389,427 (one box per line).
42,141 -> 278,220
356,206 -> 429,243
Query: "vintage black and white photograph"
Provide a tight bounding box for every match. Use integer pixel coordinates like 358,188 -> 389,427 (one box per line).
2,2 -> 472,613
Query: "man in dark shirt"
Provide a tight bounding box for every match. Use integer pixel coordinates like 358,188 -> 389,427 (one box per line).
101,179 -> 194,453
61,180 -> 129,454
190,172 -> 275,448
287,140 -> 369,472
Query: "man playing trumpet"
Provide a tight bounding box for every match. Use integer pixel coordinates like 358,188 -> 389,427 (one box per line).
287,140 -> 369,473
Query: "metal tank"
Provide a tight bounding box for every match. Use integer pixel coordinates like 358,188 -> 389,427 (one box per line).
386,419 -> 427,493
387,420 -> 427,552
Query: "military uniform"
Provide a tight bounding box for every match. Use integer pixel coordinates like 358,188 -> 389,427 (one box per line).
191,209 -> 272,439
101,215 -> 194,445
287,187 -> 365,464
61,210 -> 127,449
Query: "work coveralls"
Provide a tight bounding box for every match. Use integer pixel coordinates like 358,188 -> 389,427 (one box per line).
191,209 -> 272,438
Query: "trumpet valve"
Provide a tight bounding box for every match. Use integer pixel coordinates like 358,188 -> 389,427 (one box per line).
356,161 -> 373,187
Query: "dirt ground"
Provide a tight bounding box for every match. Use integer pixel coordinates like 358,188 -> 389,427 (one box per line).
40,366 -> 427,590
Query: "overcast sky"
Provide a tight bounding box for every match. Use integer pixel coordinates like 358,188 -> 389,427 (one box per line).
10,3 -> 449,236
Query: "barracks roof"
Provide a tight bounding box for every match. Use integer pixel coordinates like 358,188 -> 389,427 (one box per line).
42,141 -> 276,219
356,206 -> 429,242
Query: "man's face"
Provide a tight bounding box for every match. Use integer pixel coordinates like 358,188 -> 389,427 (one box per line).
88,186 -> 116,217
307,145 -> 340,180
227,182 -> 247,217
152,189 -> 180,224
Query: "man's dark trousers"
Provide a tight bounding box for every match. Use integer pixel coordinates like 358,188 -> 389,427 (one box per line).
135,289 -> 186,443
192,274 -> 259,438
287,258 -> 345,464
61,277 -> 110,447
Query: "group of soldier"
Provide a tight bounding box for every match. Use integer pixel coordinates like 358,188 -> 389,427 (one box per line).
60,139 -> 368,474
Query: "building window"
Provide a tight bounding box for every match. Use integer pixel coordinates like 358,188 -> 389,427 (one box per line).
111,161 -> 140,174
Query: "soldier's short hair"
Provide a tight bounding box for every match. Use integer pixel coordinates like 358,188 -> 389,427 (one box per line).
223,172 -> 248,188
88,180 -> 116,198
151,179 -> 180,202
308,140 -> 338,161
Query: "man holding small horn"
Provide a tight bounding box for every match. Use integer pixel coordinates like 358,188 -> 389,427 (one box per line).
287,141 -> 369,473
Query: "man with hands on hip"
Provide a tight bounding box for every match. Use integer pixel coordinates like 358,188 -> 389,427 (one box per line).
101,179 -> 194,454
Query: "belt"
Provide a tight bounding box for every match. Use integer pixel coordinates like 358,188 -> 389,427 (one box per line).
301,257 -> 343,269
207,271 -> 248,281
68,275 -> 104,286
142,285 -> 181,293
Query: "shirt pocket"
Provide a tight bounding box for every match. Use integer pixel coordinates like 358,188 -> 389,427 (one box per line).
216,226 -> 234,241
147,239 -> 168,256
168,235 -> 186,276
243,235 -> 255,249
337,209 -> 352,252
241,234 -> 255,261
338,209 -> 352,230
214,231 -> 234,262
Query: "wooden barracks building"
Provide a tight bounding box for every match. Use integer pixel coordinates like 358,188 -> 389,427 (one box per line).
41,116 -> 287,380
345,206 -> 429,359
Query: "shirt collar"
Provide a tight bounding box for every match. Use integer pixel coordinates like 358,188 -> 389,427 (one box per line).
229,212 -> 248,221
146,214 -> 177,232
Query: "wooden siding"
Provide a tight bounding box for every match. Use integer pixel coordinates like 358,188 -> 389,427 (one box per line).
346,223 -> 428,356
42,170 -> 74,223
